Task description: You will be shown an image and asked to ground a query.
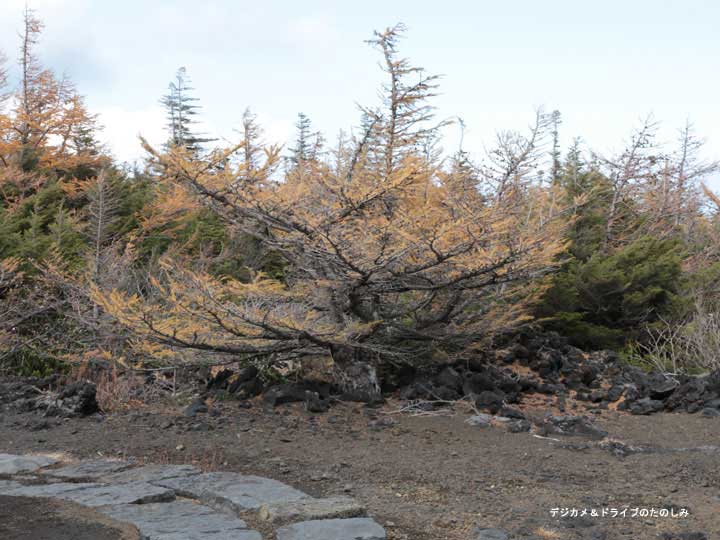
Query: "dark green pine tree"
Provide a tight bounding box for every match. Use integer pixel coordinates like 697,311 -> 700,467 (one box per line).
287,113 -> 323,169
160,67 -> 214,154
289,113 -> 312,165
549,110 -> 562,184
537,144 -> 684,349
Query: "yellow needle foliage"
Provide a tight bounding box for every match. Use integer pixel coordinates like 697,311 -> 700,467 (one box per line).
95,25 -> 571,375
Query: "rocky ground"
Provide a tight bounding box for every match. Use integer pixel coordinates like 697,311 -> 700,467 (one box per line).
0,332 -> 718,539
1,391 -> 718,539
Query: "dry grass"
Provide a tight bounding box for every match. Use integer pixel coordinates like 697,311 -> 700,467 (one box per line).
95,369 -> 148,412
535,527 -> 562,539
69,363 -> 158,412
148,445 -> 228,472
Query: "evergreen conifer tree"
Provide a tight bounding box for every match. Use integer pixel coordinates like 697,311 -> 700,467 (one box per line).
160,67 -> 213,154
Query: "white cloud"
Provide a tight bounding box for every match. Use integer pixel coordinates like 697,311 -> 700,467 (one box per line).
287,14 -> 339,47
95,105 -> 165,164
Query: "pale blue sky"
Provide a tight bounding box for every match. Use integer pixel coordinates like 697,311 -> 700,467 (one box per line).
0,0 -> 718,187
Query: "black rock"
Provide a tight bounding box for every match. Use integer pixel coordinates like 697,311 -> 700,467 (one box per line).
41,381 -> 99,417
705,369 -> 720,393
224,365 -> 259,395
436,367 -> 463,391
517,377 -> 537,392
606,384 -> 625,402
263,384 -> 308,406
623,384 -> 641,402
433,385 -> 462,401
579,364 -> 600,386
563,373 -> 585,390
368,416 -> 397,431
229,377 -> 264,399
463,373 -> 496,395
704,398 -> 720,409
629,397 -> 665,415
495,375 -> 521,395
499,406 -> 526,420
700,407 -> 720,418
184,398 -> 208,417
379,362 -> 416,392
540,415 -> 608,440
304,391 -> 329,413
648,376 -> 679,400
664,377 -> 707,411
510,343 -> 529,360
206,368 -> 234,390
474,391 -> 504,414
399,380 -> 435,400
537,383 -> 564,395
236,365 -> 259,383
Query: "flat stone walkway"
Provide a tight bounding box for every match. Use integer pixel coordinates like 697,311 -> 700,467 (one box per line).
0,453 -> 386,540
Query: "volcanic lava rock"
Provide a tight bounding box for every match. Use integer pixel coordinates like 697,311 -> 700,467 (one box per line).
648,375 -> 679,400
264,384 -> 310,406
436,367 -> 463,391
629,397 -> 665,415
184,398 -> 208,417
540,415 -> 608,440
664,379 -> 707,412
36,381 -> 100,417
473,391 -> 505,414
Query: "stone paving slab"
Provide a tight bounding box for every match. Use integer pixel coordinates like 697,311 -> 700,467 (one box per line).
276,517 -> 387,540
154,472 -> 308,513
100,464 -> 201,484
1,455 -> 387,540
99,500 -> 262,540
0,479 -> 100,497
55,481 -> 176,507
0,479 -> 174,506
0,480 -> 25,491
44,459 -> 134,479
0,453 -> 58,474
258,495 -> 366,523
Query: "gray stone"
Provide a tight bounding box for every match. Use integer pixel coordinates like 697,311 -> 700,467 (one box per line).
154,472 -> 308,513
46,459 -> 133,479
100,464 -> 201,484
701,407 -> 720,418
629,398 -> 665,415
507,419 -> 532,433
473,528 -> 509,540
542,415 -> 608,440
0,480 -> 25,492
0,453 -> 58,474
55,481 -> 175,506
99,501 -> 261,540
0,479 -> 173,506
466,414 -> 493,427
276,518 -> 386,540
258,495 -> 365,523
0,480 -> 99,498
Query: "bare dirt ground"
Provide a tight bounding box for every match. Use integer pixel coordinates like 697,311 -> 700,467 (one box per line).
1,398 -> 718,540
0,495 -> 140,540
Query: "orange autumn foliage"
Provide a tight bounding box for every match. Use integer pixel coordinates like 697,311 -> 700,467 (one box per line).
95,26 -> 572,384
